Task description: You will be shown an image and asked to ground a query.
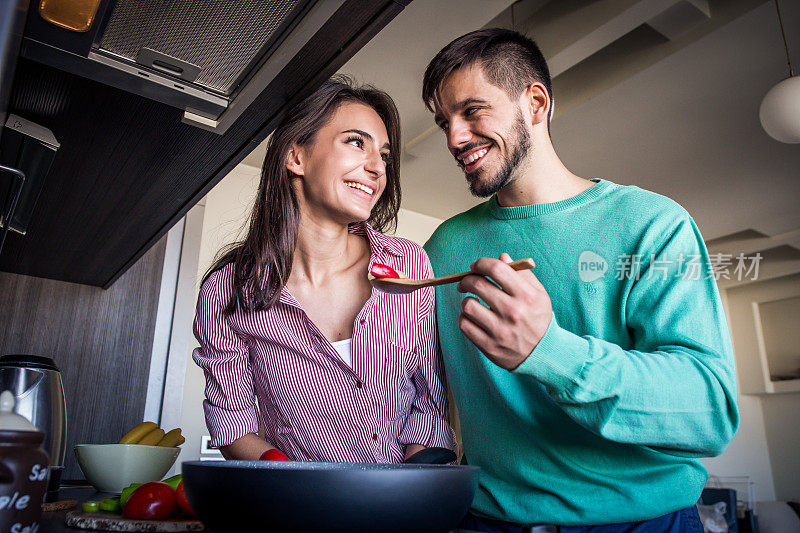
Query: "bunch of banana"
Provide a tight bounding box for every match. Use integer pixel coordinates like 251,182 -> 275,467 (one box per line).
118,422 -> 186,447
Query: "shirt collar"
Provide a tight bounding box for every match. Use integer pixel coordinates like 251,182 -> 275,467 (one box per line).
278,287 -> 300,307
350,221 -> 404,258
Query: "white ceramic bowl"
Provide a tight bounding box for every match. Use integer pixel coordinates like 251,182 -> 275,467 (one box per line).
74,444 -> 179,493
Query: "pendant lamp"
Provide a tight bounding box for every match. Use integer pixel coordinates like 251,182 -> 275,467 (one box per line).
759,0 -> 800,144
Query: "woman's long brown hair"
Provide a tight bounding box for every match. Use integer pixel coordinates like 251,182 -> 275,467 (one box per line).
204,75 -> 402,314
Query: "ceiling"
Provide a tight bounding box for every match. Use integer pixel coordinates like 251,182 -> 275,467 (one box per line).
241,0 -> 800,242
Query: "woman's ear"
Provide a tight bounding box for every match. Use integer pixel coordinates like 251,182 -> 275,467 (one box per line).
286,144 -> 305,177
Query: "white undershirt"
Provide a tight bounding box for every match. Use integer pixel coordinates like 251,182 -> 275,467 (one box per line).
330,338 -> 353,367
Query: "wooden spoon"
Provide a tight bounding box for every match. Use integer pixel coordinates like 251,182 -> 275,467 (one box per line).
369,258 -> 535,295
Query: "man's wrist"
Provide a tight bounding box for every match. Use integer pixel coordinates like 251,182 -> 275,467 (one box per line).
514,314 -> 589,389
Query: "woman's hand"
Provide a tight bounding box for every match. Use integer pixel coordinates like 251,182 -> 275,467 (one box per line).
403,445 -> 458,464
403,443 -> 426,461
219,433 -> 275,460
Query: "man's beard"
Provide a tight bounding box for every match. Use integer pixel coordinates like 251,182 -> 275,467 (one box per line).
465,110 -> 531,198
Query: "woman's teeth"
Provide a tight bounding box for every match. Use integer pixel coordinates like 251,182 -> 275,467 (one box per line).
345,181 -> 374,195
463,148 -> 488,165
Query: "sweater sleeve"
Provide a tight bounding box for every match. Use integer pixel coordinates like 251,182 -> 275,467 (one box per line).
515,214 -> 739,457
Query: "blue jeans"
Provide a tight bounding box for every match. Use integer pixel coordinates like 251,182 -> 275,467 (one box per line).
459,506 -> 704,533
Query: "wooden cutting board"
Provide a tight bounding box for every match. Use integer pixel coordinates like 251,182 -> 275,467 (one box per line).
65,510 -> 205,531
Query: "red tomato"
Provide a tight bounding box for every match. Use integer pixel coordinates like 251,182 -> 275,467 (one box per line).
122,481 -> 176,520
175,480 -> 196,517
259,448 -> 289,461
370,263 -> 399,279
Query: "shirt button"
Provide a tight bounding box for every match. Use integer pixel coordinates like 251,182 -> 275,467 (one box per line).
359,319 -> 366,325
372,433 -> 378,441
356,381 -> 363,389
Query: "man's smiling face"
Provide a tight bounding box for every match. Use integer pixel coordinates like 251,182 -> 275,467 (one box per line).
433,65 -> 531,197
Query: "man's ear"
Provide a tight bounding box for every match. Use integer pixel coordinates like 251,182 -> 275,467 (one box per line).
523,82 -> 551,126
286,144 -> 305,176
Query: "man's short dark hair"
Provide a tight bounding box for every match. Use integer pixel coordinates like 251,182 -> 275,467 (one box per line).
422,28 -> 552,114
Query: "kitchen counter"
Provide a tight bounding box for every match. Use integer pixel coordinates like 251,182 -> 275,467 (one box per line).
38,486 -> 481,532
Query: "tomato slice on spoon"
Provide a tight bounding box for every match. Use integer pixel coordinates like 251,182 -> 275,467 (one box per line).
370,263 -> 400,279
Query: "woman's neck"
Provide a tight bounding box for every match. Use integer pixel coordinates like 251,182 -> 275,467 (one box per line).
291,214 -> 366,287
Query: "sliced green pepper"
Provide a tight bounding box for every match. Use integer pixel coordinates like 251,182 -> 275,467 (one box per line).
162,474 -> 182,490
82,500 -> 100,513
120,482 -> 143,506
100,497 -> 121,512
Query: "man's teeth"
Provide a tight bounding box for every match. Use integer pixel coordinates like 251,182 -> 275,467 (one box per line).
345,181 -> 374,195
462,148 -> 488,165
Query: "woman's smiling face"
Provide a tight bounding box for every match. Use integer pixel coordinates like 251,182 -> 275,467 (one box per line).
289,102 -> 392,225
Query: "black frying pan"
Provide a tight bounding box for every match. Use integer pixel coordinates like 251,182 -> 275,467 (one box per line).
182,452 -> 478,533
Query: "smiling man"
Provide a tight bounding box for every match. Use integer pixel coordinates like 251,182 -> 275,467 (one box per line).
422,29 -> 739,532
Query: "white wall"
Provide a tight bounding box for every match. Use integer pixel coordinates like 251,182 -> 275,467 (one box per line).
760,393 -> 800,501
717,273 -> 800,502
396,207 -> 443,246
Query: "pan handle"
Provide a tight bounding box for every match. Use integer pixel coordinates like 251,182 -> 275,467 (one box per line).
403,447 -> 457,465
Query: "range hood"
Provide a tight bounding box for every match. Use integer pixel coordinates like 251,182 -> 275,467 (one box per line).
0,0 -> 410,286
21,0 -> 365,133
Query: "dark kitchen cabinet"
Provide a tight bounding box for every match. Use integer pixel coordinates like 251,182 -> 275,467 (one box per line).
0,0 -> 28,143
0,0 -> 410,287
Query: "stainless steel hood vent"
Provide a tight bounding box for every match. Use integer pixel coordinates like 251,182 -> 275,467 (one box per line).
98,0 -> 305,96
19,0 -> 352,134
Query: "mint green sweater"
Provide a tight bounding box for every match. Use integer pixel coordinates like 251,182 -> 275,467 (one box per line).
424,179 -> 738,526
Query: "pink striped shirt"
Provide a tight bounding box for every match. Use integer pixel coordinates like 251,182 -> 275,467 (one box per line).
192,222 -> 455,463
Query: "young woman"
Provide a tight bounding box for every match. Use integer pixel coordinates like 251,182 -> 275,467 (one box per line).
192,76 -> 454,463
